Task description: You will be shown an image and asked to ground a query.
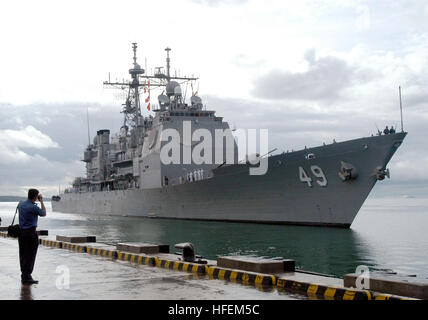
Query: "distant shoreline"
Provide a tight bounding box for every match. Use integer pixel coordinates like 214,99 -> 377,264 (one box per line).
0,196 -> 52,202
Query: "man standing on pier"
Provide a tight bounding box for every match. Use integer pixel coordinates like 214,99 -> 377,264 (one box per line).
18,189 -> 46,284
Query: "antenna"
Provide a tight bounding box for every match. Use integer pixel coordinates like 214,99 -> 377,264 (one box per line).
132,42 -> 138,66
184,81 -> 188,102
399,86 -> 404,132
86,106 -> 91,145
165,47 -> 171,80
375,123 -> 381,136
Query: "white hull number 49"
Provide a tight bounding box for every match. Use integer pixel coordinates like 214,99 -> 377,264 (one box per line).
299,166 -> 328,187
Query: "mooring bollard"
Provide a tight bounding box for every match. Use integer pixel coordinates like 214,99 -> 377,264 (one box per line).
174,242 -> 207,264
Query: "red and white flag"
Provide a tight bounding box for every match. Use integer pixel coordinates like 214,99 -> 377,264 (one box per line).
145,80 -> 151,111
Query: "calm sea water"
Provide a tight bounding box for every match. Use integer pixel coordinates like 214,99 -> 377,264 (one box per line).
1,183 -> 427,279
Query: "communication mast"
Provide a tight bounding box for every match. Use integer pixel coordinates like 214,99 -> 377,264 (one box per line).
103,44 -> 198,130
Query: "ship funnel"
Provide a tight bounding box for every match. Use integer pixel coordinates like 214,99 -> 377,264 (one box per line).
97,129 -> 110,145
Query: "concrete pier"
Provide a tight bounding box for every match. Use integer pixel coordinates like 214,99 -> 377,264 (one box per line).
217,256 -> 294,274
56,235 -> 96,243
0,236 -> 301,300
344,272 -> 428,300
0,231 -> 422,300
116,242 -> 163,254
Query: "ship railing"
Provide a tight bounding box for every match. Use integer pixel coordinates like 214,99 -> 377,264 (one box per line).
162,170 -> 211,187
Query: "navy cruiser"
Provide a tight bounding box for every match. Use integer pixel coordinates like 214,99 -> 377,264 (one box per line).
52,44 -> 407,228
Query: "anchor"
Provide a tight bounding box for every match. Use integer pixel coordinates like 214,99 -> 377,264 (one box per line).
375,167 -> 390,181
338,161 -> 359,181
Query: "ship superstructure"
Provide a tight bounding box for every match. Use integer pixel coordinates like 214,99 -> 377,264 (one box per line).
77,43 -> 236,193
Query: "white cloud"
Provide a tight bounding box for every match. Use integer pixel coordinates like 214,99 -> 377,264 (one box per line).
0,126 -> 59,149
0,126 -> 59,164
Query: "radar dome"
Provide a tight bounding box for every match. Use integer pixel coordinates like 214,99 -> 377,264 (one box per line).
166,81 -> 181,96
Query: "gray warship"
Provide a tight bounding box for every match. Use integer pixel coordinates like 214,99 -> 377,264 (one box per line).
51,43 -> 407,228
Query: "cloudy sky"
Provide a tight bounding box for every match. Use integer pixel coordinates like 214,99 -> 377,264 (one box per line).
0,0 -> 427,196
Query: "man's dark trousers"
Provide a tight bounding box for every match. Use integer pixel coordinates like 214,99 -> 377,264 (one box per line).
18,227 -> 39,281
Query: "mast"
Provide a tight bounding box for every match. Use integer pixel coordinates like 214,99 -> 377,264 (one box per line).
399,86 -> 404,133
86,106 -> 91,145
103,44 -> 198,123
103,43 -> 146,129
130,42 -> 144,117
165,47 -> 171,81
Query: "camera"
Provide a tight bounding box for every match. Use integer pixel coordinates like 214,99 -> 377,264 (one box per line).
37,194 -> 42,201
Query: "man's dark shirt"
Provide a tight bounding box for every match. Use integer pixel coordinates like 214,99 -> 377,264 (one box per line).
18,199 -> 46,230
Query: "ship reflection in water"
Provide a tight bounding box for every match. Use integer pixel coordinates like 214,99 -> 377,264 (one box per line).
1,192 -> 427,279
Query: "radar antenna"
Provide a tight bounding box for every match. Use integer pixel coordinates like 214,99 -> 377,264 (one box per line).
399,86 -> 404,133
132,43 -> 138,66
86,106 -> 91,145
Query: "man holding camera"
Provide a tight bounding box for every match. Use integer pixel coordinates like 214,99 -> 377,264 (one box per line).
18,189 -> 46,284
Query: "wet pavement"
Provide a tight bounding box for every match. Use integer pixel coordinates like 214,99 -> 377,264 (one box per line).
0,238 -> 303,300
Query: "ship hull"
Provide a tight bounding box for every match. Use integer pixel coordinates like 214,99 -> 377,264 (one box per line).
52,132 -> 406,228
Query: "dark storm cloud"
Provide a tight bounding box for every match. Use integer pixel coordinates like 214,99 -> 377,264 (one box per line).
253,49 -> 375,101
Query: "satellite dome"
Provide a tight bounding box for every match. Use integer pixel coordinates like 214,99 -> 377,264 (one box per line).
166,81 -> 181,96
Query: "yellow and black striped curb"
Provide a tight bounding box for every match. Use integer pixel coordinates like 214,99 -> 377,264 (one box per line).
1,231 -> 47,238
277,278 -> 371,300
276,278 -> 417,300
372,292 -> 417,300
62,242 -> 87,253
87,246 -> 118,258
39,239 -> 63,248
0,231 -> 18,239
154,257 -> 206,273
117,252 -> 155,265
205,266 -> 277,287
